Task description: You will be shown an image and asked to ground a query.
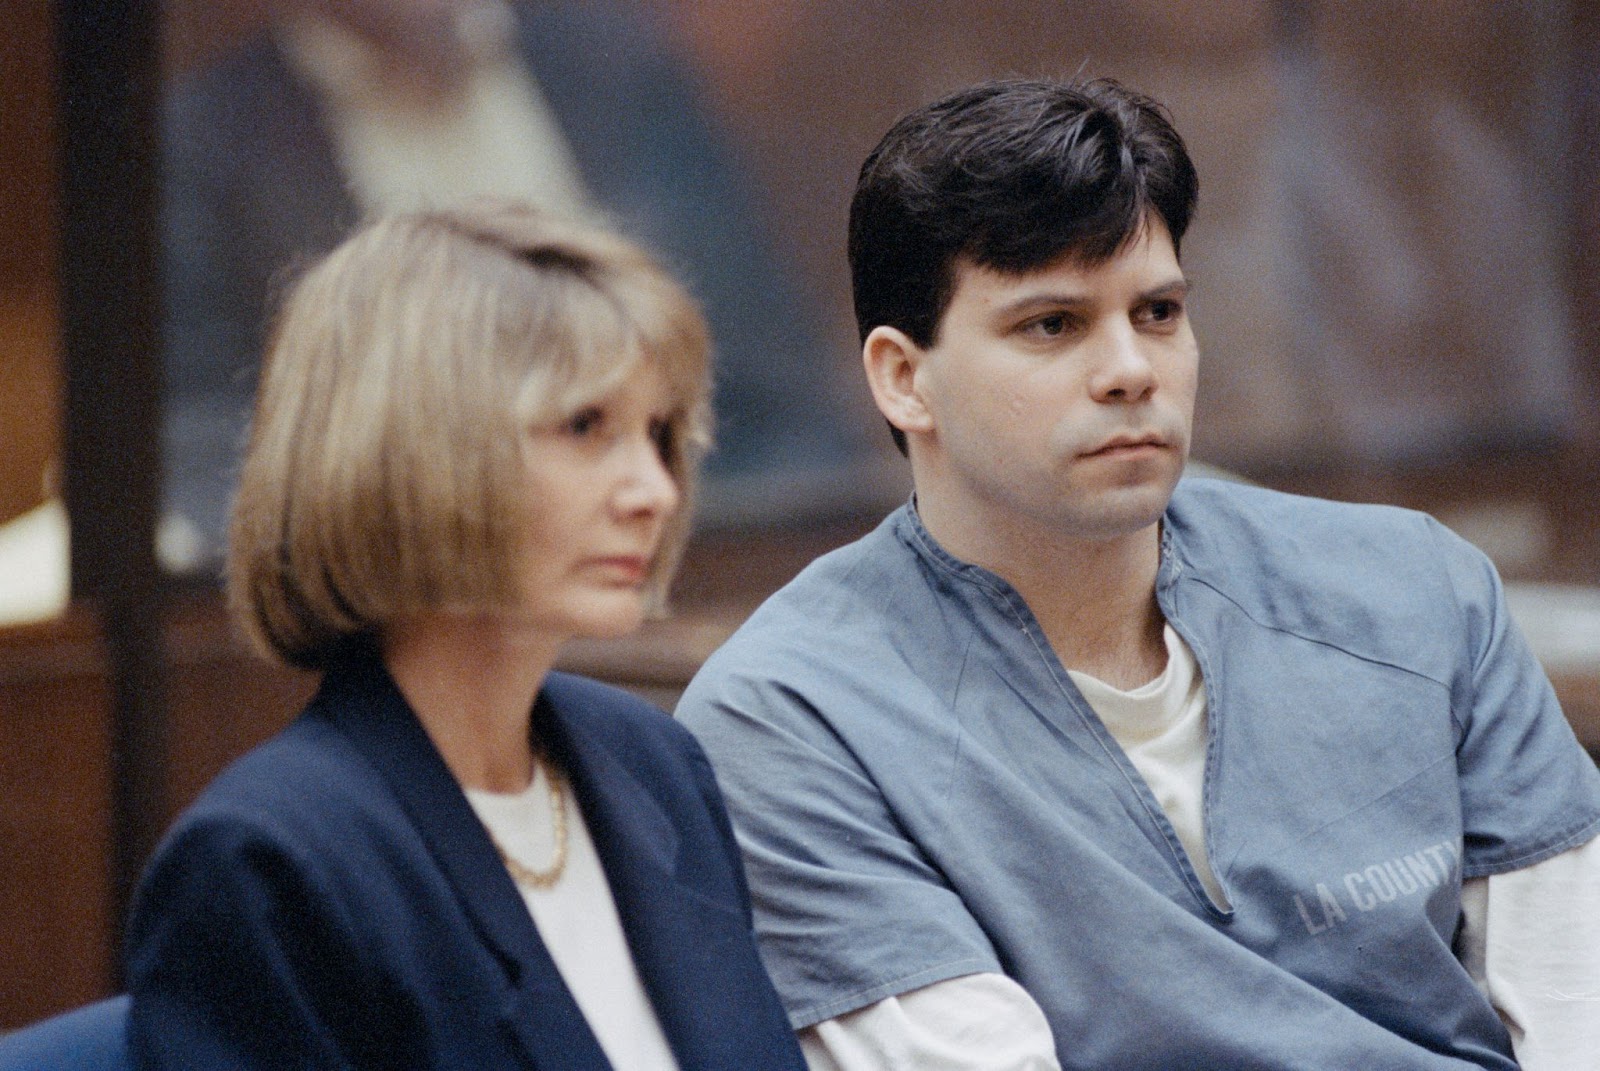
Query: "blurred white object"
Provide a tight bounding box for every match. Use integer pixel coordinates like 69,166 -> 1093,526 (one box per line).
157,510 -> 207,574
1504,583 -> 1600,675
1435,500 -> 1551,578
0,497 -> 69,625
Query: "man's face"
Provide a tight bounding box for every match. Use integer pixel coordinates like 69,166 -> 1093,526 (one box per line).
908,217 -> 1197,553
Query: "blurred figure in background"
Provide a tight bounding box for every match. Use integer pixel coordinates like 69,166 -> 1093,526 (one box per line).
161,0 -> 872,572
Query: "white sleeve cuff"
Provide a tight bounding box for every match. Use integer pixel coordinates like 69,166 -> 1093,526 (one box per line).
1475,833 -> 1600,1071
799,972 -> 1060,1071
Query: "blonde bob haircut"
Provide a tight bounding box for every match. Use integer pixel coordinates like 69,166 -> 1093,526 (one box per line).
229,202 -> 712,670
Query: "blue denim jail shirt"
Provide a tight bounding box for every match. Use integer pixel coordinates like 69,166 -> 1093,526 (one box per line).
677,478 -> 1600,1071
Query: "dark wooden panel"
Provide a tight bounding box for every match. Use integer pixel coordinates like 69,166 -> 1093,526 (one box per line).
0,0 -> 60,527
0,610 -> 114,1028
161,598 -> 315,823
0,0 -> 57,290
57,0 -> 168,956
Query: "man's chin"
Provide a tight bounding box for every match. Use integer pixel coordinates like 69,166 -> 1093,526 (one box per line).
1071,479 -> 1178,540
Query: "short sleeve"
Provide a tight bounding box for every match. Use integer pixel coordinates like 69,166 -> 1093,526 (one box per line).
679,668 -> 1002,1028
1431,517 -> 1600,876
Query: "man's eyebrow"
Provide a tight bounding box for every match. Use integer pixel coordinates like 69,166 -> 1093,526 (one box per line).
991,276 -> 1190,318
1143,278 -> 1191,300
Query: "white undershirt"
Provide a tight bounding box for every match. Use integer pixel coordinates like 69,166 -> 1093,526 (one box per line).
1068,625 -> 1227,908
802,973 -> 1058,1071
801,627 -> 1600,1070
466,767 -> 679,1071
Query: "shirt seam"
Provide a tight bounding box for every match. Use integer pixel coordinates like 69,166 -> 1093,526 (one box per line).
906,508 -> 1232,919
1176,572 -> 1455,700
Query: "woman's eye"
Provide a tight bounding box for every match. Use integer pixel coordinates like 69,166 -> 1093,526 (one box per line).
565,406 -> 604,437
649,417 -> 673,463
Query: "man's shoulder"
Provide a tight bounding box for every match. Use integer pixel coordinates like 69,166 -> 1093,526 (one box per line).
715,509 -> 921,645
1168,476 -> 1456,571
678,509 -> 943,718
1172,474 -> 1425,529
1166,477 -> 1494,649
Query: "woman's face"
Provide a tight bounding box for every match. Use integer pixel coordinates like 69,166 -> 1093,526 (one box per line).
510,360 -> 680,642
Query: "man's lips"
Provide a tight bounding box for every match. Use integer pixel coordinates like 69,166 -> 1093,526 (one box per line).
1081,433 -> 1168,458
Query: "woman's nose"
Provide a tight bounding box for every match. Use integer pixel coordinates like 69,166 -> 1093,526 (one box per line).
613,435 -> 680,518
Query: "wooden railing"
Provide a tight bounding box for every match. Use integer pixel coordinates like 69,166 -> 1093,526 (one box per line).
4,576 -> 1597,1029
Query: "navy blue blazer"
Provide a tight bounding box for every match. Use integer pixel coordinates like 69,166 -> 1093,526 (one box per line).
124,650 -> 804,1069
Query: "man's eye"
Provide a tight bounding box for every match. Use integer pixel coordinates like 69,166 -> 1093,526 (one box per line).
1029,314 -> 1068,336
1146,299 -> 1183,323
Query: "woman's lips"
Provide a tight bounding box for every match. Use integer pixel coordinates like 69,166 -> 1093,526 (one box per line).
588,556 -> 650,584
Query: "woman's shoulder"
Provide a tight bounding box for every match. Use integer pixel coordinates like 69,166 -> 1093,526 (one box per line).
154,712 -> 400,869
542,672 -> 685,737
541,672 -> 710,779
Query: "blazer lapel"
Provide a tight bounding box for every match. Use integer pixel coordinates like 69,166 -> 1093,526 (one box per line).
538,679 -> 755,1067
313,654 -> 612,1069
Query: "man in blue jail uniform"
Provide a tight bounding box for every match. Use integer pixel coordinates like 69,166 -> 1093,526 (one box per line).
677,78 -> 1600,1070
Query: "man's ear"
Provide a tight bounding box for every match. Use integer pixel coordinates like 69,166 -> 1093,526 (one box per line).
862,325 -> 935,441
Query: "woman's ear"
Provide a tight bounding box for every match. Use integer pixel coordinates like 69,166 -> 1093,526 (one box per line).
862,325 -> 935,443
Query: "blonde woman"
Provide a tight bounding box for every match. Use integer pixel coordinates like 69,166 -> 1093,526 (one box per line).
124,204 -> 804,1070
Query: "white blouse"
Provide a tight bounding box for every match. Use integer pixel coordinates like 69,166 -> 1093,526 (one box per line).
467,766 -> 679,1071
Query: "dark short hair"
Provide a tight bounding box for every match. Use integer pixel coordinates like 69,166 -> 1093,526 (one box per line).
849,78 -> 1199,448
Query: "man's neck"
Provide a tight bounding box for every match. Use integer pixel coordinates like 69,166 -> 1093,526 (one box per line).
916,497 -> 1167,690
1032,535 -> 1166,689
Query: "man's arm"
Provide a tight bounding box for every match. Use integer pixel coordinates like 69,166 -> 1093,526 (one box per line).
1429,514 -> 1600,1064
1458,834 -> 1600,1070
677,663 -> 1003,1032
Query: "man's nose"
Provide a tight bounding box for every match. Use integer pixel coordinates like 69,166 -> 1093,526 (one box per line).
1089,326 -> 1157,402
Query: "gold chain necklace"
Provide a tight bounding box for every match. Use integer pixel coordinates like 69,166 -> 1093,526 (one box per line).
492,757 -> 568,889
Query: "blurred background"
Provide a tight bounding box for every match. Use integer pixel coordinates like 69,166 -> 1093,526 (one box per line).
4,0 -> 1600,1029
